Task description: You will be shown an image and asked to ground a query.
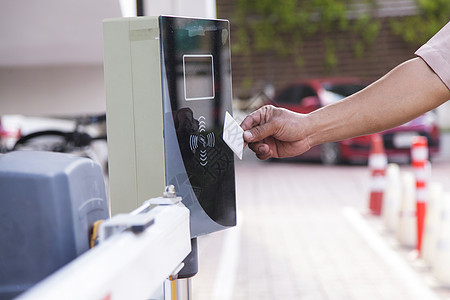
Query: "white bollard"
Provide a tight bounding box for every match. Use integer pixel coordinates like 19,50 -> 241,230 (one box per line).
422,182 -> 443,267
382,163 -> 401,232
396,171 -> 417,248
433,193 -> 450,285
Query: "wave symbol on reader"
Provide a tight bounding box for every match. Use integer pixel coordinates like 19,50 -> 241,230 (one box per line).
189,116 -> 215,167
189,133 -> 215,152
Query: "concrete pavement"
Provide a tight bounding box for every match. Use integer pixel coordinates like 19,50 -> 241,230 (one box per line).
193,157 -> 450,299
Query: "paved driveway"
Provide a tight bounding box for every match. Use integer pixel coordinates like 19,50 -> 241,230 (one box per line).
193,154 -> 450,299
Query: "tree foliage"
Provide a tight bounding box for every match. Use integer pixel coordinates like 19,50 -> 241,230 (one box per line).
233,0 -> 381,70
390,0 -> 450,46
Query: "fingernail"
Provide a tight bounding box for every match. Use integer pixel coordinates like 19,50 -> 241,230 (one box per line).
243,131 -> 253,141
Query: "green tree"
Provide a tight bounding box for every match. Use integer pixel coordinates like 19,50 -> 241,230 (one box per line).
390,0 -> 450,46
233,0 -> 380,72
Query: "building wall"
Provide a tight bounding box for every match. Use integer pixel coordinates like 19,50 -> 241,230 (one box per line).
0,0 -> 216,117
0,65 -> 106,116
216,2 -> 419,97
143,0 -> 216,18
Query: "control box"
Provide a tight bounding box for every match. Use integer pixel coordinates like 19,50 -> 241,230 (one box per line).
0,151 -> 109,299
103,16 -> 236,237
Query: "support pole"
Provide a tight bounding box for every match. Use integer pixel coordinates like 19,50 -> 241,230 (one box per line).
165,238 -> 198,300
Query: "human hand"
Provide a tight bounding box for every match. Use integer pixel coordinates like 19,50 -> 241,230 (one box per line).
240,105 -> 312,160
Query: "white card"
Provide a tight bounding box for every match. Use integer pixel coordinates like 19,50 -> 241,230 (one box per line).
223,111 -> 244,160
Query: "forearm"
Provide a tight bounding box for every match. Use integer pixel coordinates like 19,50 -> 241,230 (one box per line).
306,58 -> 450,147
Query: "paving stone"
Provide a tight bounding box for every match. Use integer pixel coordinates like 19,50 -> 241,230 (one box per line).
193,160 -> 450,299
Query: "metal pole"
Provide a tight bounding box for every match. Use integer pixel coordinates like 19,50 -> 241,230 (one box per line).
164,238 -> 197,299
136,0 -> 144,16
164,278 -> 192,300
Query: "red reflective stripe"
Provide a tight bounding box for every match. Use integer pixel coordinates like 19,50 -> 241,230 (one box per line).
416,181 -> 426,189
412,161 -> 427,168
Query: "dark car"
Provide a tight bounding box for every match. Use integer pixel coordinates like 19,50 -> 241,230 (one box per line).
272,78 -> 440,164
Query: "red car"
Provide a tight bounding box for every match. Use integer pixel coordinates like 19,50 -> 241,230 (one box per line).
271,78 -> 440,164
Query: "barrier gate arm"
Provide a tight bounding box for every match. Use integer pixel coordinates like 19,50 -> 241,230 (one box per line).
19,198 -> 191,300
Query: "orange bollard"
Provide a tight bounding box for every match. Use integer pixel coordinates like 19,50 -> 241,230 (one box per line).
411,136 -> 429,255
368,134 -> 387,215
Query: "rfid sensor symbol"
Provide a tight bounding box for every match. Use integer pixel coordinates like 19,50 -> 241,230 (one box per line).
189,133 -> 215,151
189,116 -> 215,167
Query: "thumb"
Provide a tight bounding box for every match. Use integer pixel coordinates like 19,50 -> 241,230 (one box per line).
243,122 -> 275,143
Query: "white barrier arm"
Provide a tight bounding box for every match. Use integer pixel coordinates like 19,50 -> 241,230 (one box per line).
18,203 -> 191,300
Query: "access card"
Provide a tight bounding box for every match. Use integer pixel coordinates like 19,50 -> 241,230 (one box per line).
223,111 -> 244,160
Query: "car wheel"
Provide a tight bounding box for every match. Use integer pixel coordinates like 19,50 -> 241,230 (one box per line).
320,142 -> 341,165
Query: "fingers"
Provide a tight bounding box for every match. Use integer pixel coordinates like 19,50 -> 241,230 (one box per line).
240,105 -> 277,159
240,105 -> 273,131
240,111 -> 261,148
243,130 -> 254,142
248,142 -> 273,160
240,106 -> 276,144
244,123 -> 274,144
240,105 -> 309,160
240,110 -> 261,131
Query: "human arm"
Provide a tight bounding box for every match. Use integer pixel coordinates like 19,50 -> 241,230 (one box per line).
241,57 -> 450,160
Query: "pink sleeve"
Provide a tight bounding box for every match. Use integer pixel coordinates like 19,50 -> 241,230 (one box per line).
415,22 -> 450,90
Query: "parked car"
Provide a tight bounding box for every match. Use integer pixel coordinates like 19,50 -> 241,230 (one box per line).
271,78 -> 440,164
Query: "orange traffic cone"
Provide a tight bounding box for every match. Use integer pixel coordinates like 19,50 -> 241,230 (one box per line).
368,134 -> 387,215
411,136 -> 429,255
